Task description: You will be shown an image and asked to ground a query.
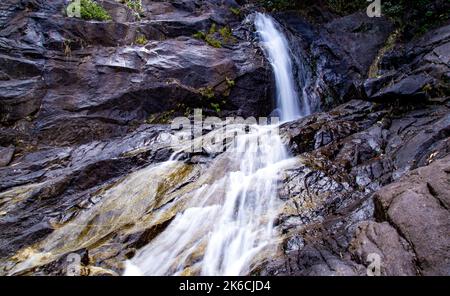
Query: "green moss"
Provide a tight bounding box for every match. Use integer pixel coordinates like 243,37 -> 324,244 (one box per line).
135,35 -> 148,46
199,87 -> 215,99
226,77 -> 235,88
77,0 -> 112,21
205,35 -> 222,48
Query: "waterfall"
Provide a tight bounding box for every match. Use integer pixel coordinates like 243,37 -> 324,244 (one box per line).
124,126 -> 293,276
255,13 -> 303,121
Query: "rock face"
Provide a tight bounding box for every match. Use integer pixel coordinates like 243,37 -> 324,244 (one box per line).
349,221 -> 417,276
374,157 -> 450,275
365,24 -> 450,102
276,11 -> 394,112
0,1 -> 449,276
0,146 -> 14,167
0,0 -> 273,149
257,22 -> 450,276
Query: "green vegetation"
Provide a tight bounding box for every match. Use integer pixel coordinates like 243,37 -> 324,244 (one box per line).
193,23 -> 237,48
194,28 -> 222,48
205,35 -> 222,48
229,7 -> 241,16
219,26 -> 236,43
209,23 -> 217,35
135,35 -> 148,46
118,0 -> 144,19
199,87 -> 215,99
193,31 -> 206,40
226,77 -> 235,88
382,0 -> 449,35
210,103 -> 221,113
258,0 -> 293,11
77,0 -> 112,21
257,0 -> 449,36
123,0 -> 143,14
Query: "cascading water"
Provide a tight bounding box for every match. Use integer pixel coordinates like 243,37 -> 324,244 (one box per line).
123,13 -> 306,276
254,13 -> 305,121
124,125 -> 293,275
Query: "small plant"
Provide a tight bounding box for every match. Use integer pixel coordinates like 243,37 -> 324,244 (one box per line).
229,7 -> 241,16
199,87 -> 215,99
193,31 -> 206,40
78,0 -> 112,21
193,27 -> 221,48
210,103 -> 221,113
226,77 -> 235,88
120,0 -> 143,19
205,35 -> 222,48
135,35 -> 148,46
422,83 -> 433,94
193,23 -> 238,48
219,26 -> 236,43
209,23 -> 217,35
124,0 -> 143,13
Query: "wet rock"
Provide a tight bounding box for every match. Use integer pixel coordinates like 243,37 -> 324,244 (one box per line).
349,221 -> 417,276
277,11 -> 394,111
370,74 -> 432,101
0,0 -> 449,276
270,86 -> 449,275
0,146 -> 14,167
0,0 -> 272,147
365,24 -> 450,102
374,156 -> 450,276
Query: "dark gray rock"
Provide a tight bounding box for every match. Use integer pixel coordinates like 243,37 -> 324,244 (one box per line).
0,146 -> 14,167
0,0 -> 273,147
365,24 -> 450,102
277,11 -> 394,112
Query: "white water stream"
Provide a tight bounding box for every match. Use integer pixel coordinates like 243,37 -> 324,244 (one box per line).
123,13 -> 306,276
254,13 -> 304,121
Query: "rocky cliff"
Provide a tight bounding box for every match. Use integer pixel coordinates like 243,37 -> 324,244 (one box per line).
0,0 -> 448,276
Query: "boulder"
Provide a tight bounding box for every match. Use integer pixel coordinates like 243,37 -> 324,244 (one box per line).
349,221 -> 417,276
0,146 -> 14,167
374,156 -> 450,276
